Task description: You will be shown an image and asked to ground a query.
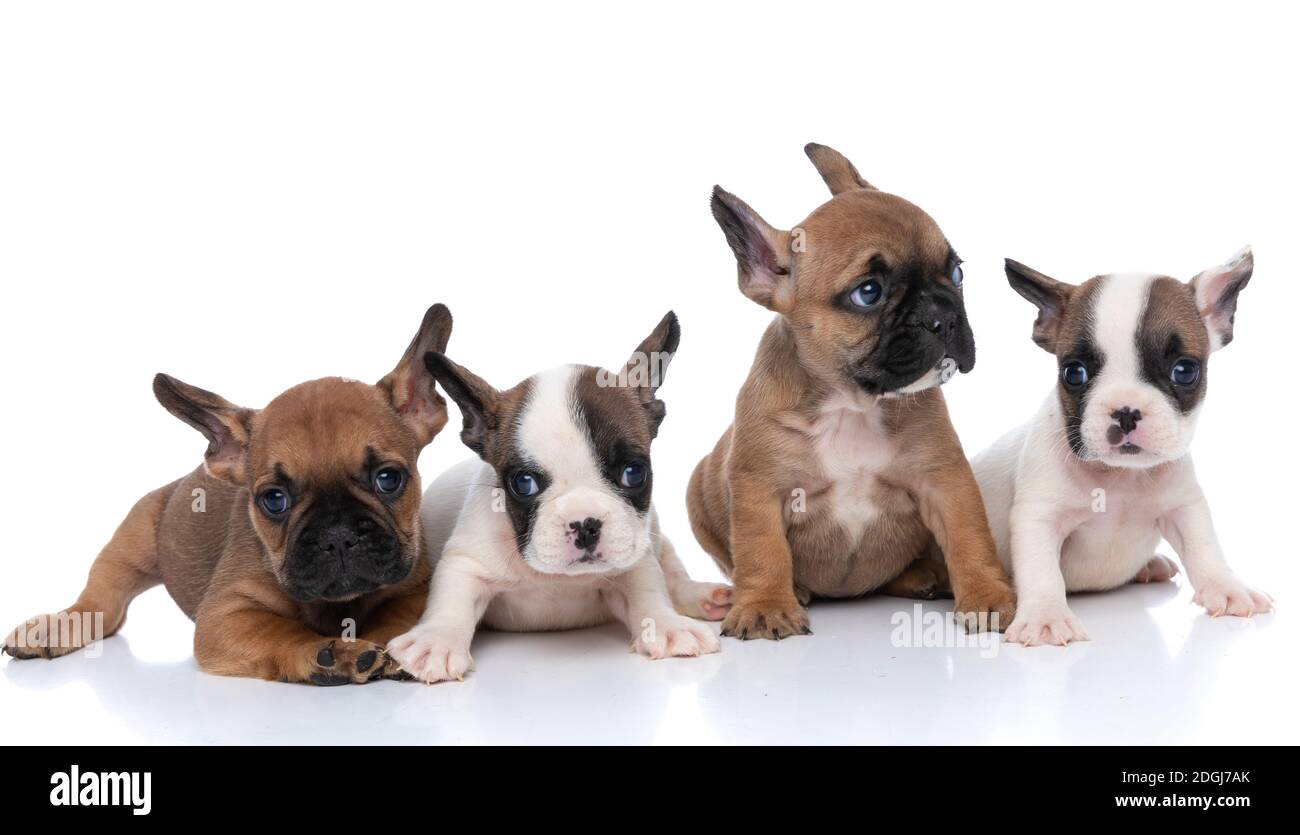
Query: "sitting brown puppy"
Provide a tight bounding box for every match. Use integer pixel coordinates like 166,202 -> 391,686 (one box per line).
2,304 -> 453,684
688,144 -> 1015,640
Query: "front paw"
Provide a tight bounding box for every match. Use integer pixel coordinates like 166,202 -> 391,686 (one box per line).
1004,602 -> 1088,647
306,639 -> 403,685
3,612 -> 95,660
953,579 -> 1016,633
720,596 -> 810,641
633,616 -> 721,659
386,628 -> 474,684
1193,575 -> 1272,618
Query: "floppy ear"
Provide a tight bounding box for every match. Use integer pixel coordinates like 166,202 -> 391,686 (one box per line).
621,311 -> 680,437
1005,259 -> 1075,354
153,374 -> 256,484
804,142 -> 876,194
711,186 -> 794,312
1191,247 -> 1253,351
422,352 -> 500,457
378,303 -> 453,446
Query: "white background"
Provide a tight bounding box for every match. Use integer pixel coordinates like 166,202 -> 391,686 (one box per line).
2,1 -> 1297,745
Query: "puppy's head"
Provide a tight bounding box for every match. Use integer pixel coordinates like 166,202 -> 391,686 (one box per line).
1005,249 -> 1254,467
710,143 -> 973,395
426,313 -> 679,576
153,303 -> 453,601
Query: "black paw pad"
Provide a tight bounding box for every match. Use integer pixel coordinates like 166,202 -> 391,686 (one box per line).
355,649 -> 378,673
308,671 -> 349,686
316,642 -> 336,667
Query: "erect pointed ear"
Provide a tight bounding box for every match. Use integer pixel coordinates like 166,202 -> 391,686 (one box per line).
422,352 -> 500,458
710,186 -> 794,312
153,374 -> 256,484
378,303 -> 454,446
620,311 -> 679,437
1191,247 -> 1253,351
804,142 -> 876,195
1004,259 -> 1076,354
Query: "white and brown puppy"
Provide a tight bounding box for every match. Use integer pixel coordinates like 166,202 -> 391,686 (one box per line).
974,249 -> 1272,646
387,313 -> 733,683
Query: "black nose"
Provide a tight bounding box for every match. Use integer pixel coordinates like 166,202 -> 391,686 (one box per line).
569,517 -> 602,550
1112,407 -> 1142,434
318,524 -> 359,556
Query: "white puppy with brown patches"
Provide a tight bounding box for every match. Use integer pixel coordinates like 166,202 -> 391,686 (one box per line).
387,313 -> 733,682
974,248 -> 1272,646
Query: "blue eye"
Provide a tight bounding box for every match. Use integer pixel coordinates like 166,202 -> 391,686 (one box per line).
509,471 -> 541,498
259,488 -> 290,516
1061,361 -> 1089,388
951,264 -> 964,286
1171,358 -> 1200,386
849,279 -> 883,308
620,463 -> 647,489
374,467 -> 404,495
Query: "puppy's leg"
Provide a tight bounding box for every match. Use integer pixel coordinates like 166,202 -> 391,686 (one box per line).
604,556 -> 720,660
359,590 -> 429,646
1132,554 -> 1179,584
654,518 -> 733,621
3,486 -> 167,660
880,558 -> 951,600
915,463 -> 1016,631
1002,503 -> 1087,646
720,483 -> 810,640
195,587 -> 397,684
386,554 -> 492,684
1159,494 -> 1271,617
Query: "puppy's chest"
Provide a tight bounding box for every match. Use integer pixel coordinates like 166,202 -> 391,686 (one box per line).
797,405 -> 911,532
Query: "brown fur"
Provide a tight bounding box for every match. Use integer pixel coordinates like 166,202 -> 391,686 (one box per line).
689,144 -> 1015,639
3,305 -> 454,684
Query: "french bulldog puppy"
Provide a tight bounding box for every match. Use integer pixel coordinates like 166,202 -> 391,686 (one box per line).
387,313 -> 732,683
687,143 -> 1016,640
974,250 -> 1272,646
3,305 -> 454,684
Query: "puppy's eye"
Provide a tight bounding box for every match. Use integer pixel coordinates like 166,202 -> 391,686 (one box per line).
258,488 -> 290,517
1171,358 -> 1200,386
849,279 -> 883,309
951,264 -> 964,287
620,463 -> 647,489
1061,361 -> 1089,388
373,467 -> 405,495
509,471 -> 541,498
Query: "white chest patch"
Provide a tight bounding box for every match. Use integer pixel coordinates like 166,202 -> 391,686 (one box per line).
807,392 -> 897,542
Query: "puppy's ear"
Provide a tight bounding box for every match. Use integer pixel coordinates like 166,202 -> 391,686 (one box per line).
711,186 -> 794,312
423,352 -> 499,457
804,143 -> 876,194
621,311 -> 679,437
1191,247 -> 1253,351
153,374 -> 256,484
379,303 -> 453,446
1005,259 -> 1074,354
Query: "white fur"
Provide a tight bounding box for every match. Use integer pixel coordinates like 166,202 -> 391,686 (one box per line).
973,275 -> 1271,647
387,367 -> 730,683
807,388 -> 897,548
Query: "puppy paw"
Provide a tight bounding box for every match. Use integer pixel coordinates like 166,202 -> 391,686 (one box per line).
953,580 -> 1016,633
386,628 -> 474,684
720,596 -> 811,641
1193,575 -> 1272,618
2,612 -> 98,660
674,582 -> 734,621
882,559 -> 951,600
633,616 -> 721,659
1003,602 -> 1088,647
1133,554 -> 1180,584
306,639 -> 401,685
